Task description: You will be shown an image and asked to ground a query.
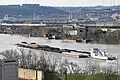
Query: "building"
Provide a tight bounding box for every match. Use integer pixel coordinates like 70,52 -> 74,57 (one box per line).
0,54 -> 18,80
19,68 -> 43,80
22,4 -> 40,8
7,5 -> 20,8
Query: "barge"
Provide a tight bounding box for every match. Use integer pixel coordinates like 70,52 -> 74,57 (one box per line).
15,42 -> 117,61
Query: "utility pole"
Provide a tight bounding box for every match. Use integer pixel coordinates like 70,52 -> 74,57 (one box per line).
35,55 -> 38,80
64,68 -> 67,80
117,56 -> 119,80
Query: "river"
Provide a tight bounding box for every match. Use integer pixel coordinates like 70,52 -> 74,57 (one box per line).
0,34 -> 120,68
0,34 -> 120,56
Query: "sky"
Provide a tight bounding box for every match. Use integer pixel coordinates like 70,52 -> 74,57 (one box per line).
0,0 -> 120,7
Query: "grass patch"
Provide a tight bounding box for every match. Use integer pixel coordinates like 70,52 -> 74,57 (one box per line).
44,72 -> 120,80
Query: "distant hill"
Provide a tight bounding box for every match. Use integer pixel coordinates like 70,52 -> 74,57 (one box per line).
0,4 -> 67,18
1,4 -> 120,20
56,6 -> 120,13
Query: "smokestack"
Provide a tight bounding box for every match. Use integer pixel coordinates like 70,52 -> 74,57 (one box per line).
102,0 -> 104,6
110,0 -> 112,6
113,0 -> 115,6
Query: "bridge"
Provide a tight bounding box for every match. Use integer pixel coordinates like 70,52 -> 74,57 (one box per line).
0,23 -> 46,27
79,23 -> 120,28
0,21 -> 120,28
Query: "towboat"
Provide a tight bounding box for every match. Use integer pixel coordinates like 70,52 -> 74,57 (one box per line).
90,48 -> 116,60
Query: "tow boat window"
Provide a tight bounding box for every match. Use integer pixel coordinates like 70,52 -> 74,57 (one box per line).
93,48 -> 103,56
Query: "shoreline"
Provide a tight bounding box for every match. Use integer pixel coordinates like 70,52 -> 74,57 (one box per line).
1,33 -> 120,46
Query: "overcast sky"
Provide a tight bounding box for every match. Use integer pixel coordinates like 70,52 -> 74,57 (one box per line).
0,0 -> 119,7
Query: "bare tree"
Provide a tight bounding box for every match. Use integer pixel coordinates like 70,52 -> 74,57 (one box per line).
58,59 -> 82,74
69,62 -> 82,74
2,48 -> 118,78
1,49 -> 20,59
58,59 -> 69,74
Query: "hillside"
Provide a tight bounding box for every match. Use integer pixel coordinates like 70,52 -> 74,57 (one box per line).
0,4 -> 67,18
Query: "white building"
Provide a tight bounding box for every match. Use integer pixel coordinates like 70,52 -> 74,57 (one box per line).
0,54 -> 18,80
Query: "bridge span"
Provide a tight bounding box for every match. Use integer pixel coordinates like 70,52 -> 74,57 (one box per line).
0,22 -> 120,28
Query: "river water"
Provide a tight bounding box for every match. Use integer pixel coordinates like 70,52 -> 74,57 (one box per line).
0,34 -> 120,56
1,34 -> 120,68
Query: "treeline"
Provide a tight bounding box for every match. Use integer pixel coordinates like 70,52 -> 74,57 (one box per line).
2,26 -> 120,44
87,29 -> 120,44
1,49 -> 119,80
0,4 -> 66,18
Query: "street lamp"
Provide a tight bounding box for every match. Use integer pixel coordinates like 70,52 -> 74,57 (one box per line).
64,68 -> 67,80
117,55 -> 120,80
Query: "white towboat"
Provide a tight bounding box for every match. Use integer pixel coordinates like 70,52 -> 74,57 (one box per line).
90,48 -> 116,60
90,48 -> 108,60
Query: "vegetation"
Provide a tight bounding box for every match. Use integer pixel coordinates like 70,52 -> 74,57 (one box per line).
0,4 -> 66,17
87,29 -> 120,44
66,74 -> 119,80
1,49 -> 119,80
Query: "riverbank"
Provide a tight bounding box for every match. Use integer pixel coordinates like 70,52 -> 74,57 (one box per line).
1,26 -> 120,44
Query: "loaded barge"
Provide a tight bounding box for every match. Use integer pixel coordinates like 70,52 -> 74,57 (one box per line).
15,42 -> 117,61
